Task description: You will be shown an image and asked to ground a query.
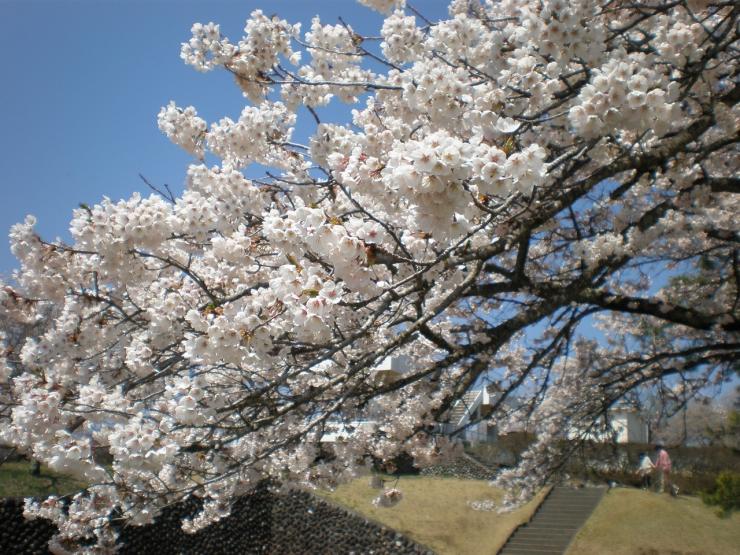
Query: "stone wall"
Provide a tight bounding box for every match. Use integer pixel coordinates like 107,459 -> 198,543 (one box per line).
0,484 -> 432,554
0,498 -> 56,553
420,453 -> 496,480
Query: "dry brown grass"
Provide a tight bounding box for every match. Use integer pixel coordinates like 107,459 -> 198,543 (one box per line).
566,488 -> 740,555
317,475 -> 545,555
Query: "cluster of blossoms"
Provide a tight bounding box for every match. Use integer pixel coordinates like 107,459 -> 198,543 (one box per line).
281,18 -> 374,108
262,203 -> 380,292
186,164 -> 266,228
568,54 -> 681,139
206,101 -> 298,169
70,193 -> 172,254
180,22 -> 237,72
358,0 -> 406,15
1,0 -> 737,552
380,11 -> 424,64
468,499 -> 496,511
429,12 -> 495,68
654,14 -> 707,65
0,340 -> 12,383
329,130 -> 547,238
304,18 -> 360,76
514,0 -> 607,65
186,10 -> 301,102
157,102 -> 207,158
372,488 -> 404,507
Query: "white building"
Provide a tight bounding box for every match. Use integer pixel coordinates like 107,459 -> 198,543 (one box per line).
322,358 -> 649,446
371,355 -> 411,384
566,407 -> 650,444
321,357 -> 498,444
605,408 -> 650,444
321,356 -> 410,443
444,391 -> 651,445
439,387 -> 498,444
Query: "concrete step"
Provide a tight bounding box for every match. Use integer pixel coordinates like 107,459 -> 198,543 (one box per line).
538,496 -> 602,503
532,512 -> 594,521
501,548 -> 564,552
511,536 -> 573,543
515,527 -> 579,535
522,521 -> 583,528
500,547 -> 563,555
505,538 -> 571,548
505,546 -> 570,553
530,515 -> 590,521
504,543 -> 571,553
523,519 -> 588,528
514,527 -> 576,535
518,524 -> 579,531
535,507 -> 596,515
500,548 -> 565,555
549,487 -> 604,495
534,509 -> 597,517
531,512 -> 593,520
528,519 -> 587,527
504,535 -> 567,544
538,497 -> 601,503
499,548 -> 563,555
543,498 -> 601,506
548,489 -> 604,495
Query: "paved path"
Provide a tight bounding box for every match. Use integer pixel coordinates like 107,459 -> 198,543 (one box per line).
497,486 -> 605,555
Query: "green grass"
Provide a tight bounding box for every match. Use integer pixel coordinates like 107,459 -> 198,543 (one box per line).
317,475 -> 545,555
0,461 -> 87,498
567,488 -> 740,555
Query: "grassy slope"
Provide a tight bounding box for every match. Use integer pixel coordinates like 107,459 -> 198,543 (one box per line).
567,488 -> 740,555
318,475 -> 544,555
0,461 -> 87,498
7,460 -> 733,555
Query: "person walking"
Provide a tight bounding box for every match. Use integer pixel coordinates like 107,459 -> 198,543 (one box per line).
654,445 -> 672,493
637,452 -> 655,490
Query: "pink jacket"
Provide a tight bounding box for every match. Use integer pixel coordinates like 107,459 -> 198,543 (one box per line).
655,449 -> 672,472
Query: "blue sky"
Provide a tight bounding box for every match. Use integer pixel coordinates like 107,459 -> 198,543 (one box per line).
0,0 -> 448,277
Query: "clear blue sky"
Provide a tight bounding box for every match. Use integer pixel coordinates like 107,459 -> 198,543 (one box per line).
0,0 -> 448,277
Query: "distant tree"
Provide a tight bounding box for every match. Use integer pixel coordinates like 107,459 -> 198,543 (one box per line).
0,1 -> 737,551
655,392 -> 739,448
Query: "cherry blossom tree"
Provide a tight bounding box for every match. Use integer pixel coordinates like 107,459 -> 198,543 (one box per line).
643,386 -> 740,447
1,0 -> 738,551
0,286 -> 55,474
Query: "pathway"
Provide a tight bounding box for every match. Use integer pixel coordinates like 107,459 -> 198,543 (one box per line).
497,486 -> 605,555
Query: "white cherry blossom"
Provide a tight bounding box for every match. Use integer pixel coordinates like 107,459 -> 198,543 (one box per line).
1,1 -> 737,551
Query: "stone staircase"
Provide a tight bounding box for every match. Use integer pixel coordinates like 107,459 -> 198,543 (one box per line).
497,486 -> 605,555
448,390 -> 481,426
